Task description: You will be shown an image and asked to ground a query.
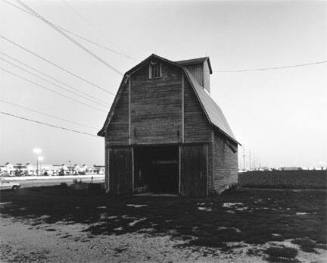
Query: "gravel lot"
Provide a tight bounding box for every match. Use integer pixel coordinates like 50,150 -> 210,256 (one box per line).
0,185 -> 326,262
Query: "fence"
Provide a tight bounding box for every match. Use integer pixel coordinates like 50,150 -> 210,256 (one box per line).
238,170 -> 327,189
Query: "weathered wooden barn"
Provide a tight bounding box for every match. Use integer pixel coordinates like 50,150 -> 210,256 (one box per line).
98,54 -> 239,196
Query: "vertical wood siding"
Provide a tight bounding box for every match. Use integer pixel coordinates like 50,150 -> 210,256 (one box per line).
130,62 -> 183,144
184,76 -> 212,143
109,146 -> 133,195
184,64 -> 204,87
203,61 -> 211,93
107,84 -> 129,145
181,144 -> 208,196
212,133 -> 238,193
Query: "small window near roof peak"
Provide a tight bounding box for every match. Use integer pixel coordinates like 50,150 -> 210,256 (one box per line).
149,61 -> 161,79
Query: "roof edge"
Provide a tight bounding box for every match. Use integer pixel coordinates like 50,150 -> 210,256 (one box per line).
176,57 -> 213,74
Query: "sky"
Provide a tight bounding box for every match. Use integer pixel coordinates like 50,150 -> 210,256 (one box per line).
0,0 -> 326,168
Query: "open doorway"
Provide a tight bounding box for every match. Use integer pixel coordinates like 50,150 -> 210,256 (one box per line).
134,145 -> 179,194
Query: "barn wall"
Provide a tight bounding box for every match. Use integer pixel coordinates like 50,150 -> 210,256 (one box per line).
212,132 -> 238,193
105,140 -> 109,192
184,64 -> 204,87
106,84 -> 129,145
108,146 -> 133,195
180,144 -> 208,196
203,61 -> 211,93
184,76 -> 212,143
130,62 -> 183,144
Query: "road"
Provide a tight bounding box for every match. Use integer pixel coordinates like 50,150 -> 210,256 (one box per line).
1,174 -> 104,189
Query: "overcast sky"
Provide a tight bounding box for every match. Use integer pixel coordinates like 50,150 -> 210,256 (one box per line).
0,0 -> 326,168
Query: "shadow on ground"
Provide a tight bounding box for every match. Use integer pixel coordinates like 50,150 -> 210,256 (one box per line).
0,184 -> 326,260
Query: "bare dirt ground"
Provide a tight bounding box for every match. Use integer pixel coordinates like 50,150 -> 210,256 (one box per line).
0,185 -> 326,262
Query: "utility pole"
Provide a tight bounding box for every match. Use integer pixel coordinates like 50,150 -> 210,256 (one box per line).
248,149 -> 252,171
242,146 -> 246,171
36,158 -> 39,176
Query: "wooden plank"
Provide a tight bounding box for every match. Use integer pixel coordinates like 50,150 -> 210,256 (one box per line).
178,145 -> 181,194
129,62 -> 183,145
128,78 -> 131,145
184,64 -> 204,86
181,144 -> 207,197
206,144 -> 209,196
184,80 -> 211,143
109,146 -> 133,195
212,133 -> 238,193
105,143 -> 109,192
131,146 -> 134,192
181,76 -> 184,143
107,85 -> 129,144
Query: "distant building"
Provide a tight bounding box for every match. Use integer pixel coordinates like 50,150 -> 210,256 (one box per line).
0,162 -> 14,176
92,165 -> 105,175
279,167 -> 302,171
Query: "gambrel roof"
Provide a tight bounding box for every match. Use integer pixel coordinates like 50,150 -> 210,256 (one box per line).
98,54 -> 239,145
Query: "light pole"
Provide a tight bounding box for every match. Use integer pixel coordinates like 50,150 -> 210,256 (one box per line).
33,148 -> 42,176
38,156 -> 44,175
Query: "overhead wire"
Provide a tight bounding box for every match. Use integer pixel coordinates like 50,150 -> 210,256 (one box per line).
0,111 -> 99,137
0,56 -> 108,108
2,0 -> 326,74
2,0 -> 136,60
0,66 -> 105,112
0,34 -> 115,96
0,99 -> 98,130
16,0 -> 123,76
214,60 -> 327,72
0,51 -> 109,106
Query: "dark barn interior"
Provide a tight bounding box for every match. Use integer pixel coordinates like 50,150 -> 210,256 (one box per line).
134,145 -> 179,194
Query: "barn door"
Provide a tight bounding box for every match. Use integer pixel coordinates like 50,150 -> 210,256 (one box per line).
109,146 -> 133,195
181,144 -> 208,197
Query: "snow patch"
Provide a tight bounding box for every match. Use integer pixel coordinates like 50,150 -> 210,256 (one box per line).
128,218 -> 147,227
197,207 -> 212,212
272,233 -> 282,237
126,204 -> 147,208
222,202 -> 243,208
217,226 -> 241,233
296,212 -> 309,216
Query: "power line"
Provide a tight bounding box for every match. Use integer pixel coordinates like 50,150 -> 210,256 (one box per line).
0,99 -> 98,130
0,51 -> 109,106
61,0 -> 92,27
214,60 -> 327,72
0,56 -> 108,108
0,111 -> 98,137
5,0 -> 326,74
4,0 -> 326,74
0,66 -> 105,112
16,0 -> 123,76
0,34 -> 115,96
2,0 -> 135,60
59,26 -> 136,61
